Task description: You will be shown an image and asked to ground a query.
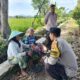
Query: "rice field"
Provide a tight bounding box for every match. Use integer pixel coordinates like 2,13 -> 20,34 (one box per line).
8,17 -> 44,32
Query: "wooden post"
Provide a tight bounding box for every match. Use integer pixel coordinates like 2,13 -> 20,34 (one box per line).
1,0 -> 11,39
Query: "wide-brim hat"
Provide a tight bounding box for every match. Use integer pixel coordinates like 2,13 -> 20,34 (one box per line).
8,31 -> 23,41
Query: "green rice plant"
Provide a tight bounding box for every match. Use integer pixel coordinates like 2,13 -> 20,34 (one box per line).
8,17 -> 44,32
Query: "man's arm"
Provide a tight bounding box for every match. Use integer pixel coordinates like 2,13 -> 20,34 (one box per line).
55,13 -> 57,22
45,12 -> 50,24
20,40 -> 30,48
44,41 -> 61,65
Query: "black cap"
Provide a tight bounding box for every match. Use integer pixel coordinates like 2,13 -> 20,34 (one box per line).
50,27 -> 61,37
50,4 -> 55,8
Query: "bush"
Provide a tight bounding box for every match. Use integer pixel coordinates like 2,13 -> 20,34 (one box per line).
73,5 -> 80,27
0,37 -> 7,57
0,40 -> 7,55
0,37 -> 7,63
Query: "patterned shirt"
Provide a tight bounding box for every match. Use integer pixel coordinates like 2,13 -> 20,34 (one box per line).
23,35 -> 36,44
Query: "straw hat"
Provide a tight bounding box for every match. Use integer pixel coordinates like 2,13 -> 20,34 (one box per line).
8,31 -> 23,41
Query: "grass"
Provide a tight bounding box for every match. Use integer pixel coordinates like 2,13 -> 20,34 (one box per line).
8,17 -> 68,32
8,17 -> 44,32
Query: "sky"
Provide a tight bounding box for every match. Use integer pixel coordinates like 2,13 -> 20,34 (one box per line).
9,0 -> 77,16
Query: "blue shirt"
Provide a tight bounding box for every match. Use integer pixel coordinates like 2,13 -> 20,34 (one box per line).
23,35 -> 36,44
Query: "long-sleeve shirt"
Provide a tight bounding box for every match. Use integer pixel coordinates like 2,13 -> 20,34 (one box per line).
7,40 -> 29,59
45,11 -> 57,31
44,38 -> 78,77
57,38 -> 78,71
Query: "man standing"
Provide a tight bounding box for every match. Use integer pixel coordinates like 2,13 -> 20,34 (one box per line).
45,4 -> 57,32
45,4 -> 57,49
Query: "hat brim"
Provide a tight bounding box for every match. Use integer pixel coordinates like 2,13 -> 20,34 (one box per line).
8,31 -> 24,41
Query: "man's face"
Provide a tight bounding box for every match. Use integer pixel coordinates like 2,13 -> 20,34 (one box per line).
16,35 -> 22,40
49,33 -> 55,41
29,30 -> 34,36
50,7 -> 55,13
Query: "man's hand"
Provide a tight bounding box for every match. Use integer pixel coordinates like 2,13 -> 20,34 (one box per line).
42,45 -> 48,52
27,51 -> 32,57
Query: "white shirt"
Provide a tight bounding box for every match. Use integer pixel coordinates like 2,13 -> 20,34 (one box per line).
7,40 -> 28,59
